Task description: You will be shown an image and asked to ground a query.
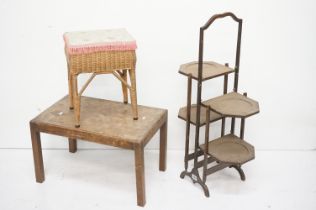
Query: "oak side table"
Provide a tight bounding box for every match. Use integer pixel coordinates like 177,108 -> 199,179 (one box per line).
29,96 -> 167,207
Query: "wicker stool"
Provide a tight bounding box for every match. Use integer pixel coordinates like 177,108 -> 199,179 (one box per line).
64,28 -> 138,127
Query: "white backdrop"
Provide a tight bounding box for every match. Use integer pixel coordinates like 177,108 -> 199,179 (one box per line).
0,0 -> 315,150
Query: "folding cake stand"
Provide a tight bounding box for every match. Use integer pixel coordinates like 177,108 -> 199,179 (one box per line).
178,12 -> 260,196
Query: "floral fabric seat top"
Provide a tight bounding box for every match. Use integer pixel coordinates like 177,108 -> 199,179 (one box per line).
63,28 -> 137,55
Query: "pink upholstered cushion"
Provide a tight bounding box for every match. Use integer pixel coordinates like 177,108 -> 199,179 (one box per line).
64,28 -> 137,55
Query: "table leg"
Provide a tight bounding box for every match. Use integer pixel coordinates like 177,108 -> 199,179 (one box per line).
30,123 -> 45,183
134,145 -> 145,206
159,120 -> 167,171
68,138 -> 77,153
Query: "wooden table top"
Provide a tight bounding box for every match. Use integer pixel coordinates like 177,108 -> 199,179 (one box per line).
31,96 -> 167,147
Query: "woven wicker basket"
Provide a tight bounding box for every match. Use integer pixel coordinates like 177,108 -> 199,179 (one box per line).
66,50 -> 136,74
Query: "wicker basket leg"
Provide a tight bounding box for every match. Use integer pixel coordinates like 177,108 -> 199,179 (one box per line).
67,65 -> 74,110
128,69 -> 138,120
73,75 -> 81,128
121,69 -> 128,104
